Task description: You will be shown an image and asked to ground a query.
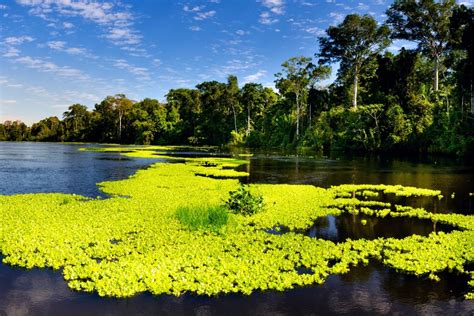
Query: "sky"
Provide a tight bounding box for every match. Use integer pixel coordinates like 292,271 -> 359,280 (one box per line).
0,0 -> 472,124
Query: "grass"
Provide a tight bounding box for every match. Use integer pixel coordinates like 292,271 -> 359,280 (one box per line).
176,205 -> 229,231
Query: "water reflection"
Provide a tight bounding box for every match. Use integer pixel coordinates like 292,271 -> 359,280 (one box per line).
1,143 -> 474,314
307,214 -> 456,242
0,142 -> 159,197
0,260 -> 472,315
241,155 -> 474,215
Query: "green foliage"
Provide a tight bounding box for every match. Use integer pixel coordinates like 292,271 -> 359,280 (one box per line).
226,184 -> 264,216
229,130 -> 245,145
175,205 -> 229,231
2,4 -> 474,155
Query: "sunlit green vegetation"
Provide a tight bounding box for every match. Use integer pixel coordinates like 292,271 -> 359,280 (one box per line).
0,148 -> 472,299
226,184 -> 264,216
175,205 -> 229,232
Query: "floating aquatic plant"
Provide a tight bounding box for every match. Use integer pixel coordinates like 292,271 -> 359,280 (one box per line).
0,146 -> 472,299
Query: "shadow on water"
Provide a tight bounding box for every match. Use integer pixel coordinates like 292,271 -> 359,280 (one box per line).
306,214 -> 457,242
0,257 -> 472,316
265,214 -> 457,242
238,154 -> 474,215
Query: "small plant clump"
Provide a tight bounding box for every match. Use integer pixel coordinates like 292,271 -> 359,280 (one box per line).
176,205 -> 229,231
226,184 -> 264,216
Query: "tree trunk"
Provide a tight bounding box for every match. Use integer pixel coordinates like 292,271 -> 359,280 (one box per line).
118,113 -> 122,141
296,93 -> 300,139
231,105 -> 237,132
353,72 -> 358,109
246,106 -> 251,136
471,80 -> 474,115
434,58 -> 439,92
309,102 -> 312,128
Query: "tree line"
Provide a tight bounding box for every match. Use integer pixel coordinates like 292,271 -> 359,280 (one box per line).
1,1 -> 473,155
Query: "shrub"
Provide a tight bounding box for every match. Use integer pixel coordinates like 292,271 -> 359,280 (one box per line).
226,184 -> 264,216
229,130 -> 245,145
175,205 -> 229,231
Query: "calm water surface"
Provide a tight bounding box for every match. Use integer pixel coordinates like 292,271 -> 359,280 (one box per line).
0,142 -> 159,197
0,142 -> 473,315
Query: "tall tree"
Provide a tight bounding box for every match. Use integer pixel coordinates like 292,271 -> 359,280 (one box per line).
275,57 -> 328,139
240,83 -> 265,135
386,0 -> 457,92
63,104 -> 90,141
196,81 -> 232,145
449,5 -> 473,113
93,94 -> 133,142
30,116 -> 62,141
226,75 -> 240,133
166,88 -> 202,143
318,14 -> 391,108
113,94 -> 133,141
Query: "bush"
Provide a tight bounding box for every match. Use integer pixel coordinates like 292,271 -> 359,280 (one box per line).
176,205 -> 229,231
226,184 -> 264,216
229,130 -> 245,145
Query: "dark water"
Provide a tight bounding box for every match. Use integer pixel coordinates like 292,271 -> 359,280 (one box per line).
1,142 -> 473,315
239,154 -> 474,215
0,261 -> 472,316
0,142 -> 159,197
306,214 -> 456,242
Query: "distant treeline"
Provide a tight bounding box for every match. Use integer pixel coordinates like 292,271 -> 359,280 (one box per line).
2,1 -> 473,155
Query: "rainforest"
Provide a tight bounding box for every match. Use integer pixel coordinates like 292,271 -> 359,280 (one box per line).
2,3 -> 474,156
1,1 -> 474,315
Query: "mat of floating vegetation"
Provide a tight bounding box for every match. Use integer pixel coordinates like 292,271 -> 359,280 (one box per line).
0,146 -> 472,299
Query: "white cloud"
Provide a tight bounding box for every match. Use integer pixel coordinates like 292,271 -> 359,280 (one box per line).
235,29 -> 249,36
120,46 -> 150,57
7,83 -> 23,88
2,47 -> 20,57
258,0 -> 284,25
195,10 -> 216,20
3,36 -> 34,45
259,11 -> 279,25
189,25 -> 202,31
244,70 -> 267,83
113,59 -> 150,80
16,0 -> 144,49
305,27 -> 325,37
329,12 -> 344,24
357,2 -> 369,11
104,27 -> 141,45
183,5 -> 216,20
387,40 -> 417,53
46,40 -> 95,58
1,36 -> 34,57
15,56 -> 89,80
261,0 -> 285,14
0,99 -> 17,105
458,0 -> 473,6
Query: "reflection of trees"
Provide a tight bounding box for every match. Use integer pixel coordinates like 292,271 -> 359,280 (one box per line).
337,214 -> 378,240
0,262 -> 75,315
1,260 -> 472,315
379,265 -> 469,304
338,262 -> 374,283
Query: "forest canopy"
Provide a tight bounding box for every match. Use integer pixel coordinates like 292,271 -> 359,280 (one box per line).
2,2 -> 473,155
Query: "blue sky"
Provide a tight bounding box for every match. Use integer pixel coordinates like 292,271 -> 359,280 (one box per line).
0,0 -> 471,124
